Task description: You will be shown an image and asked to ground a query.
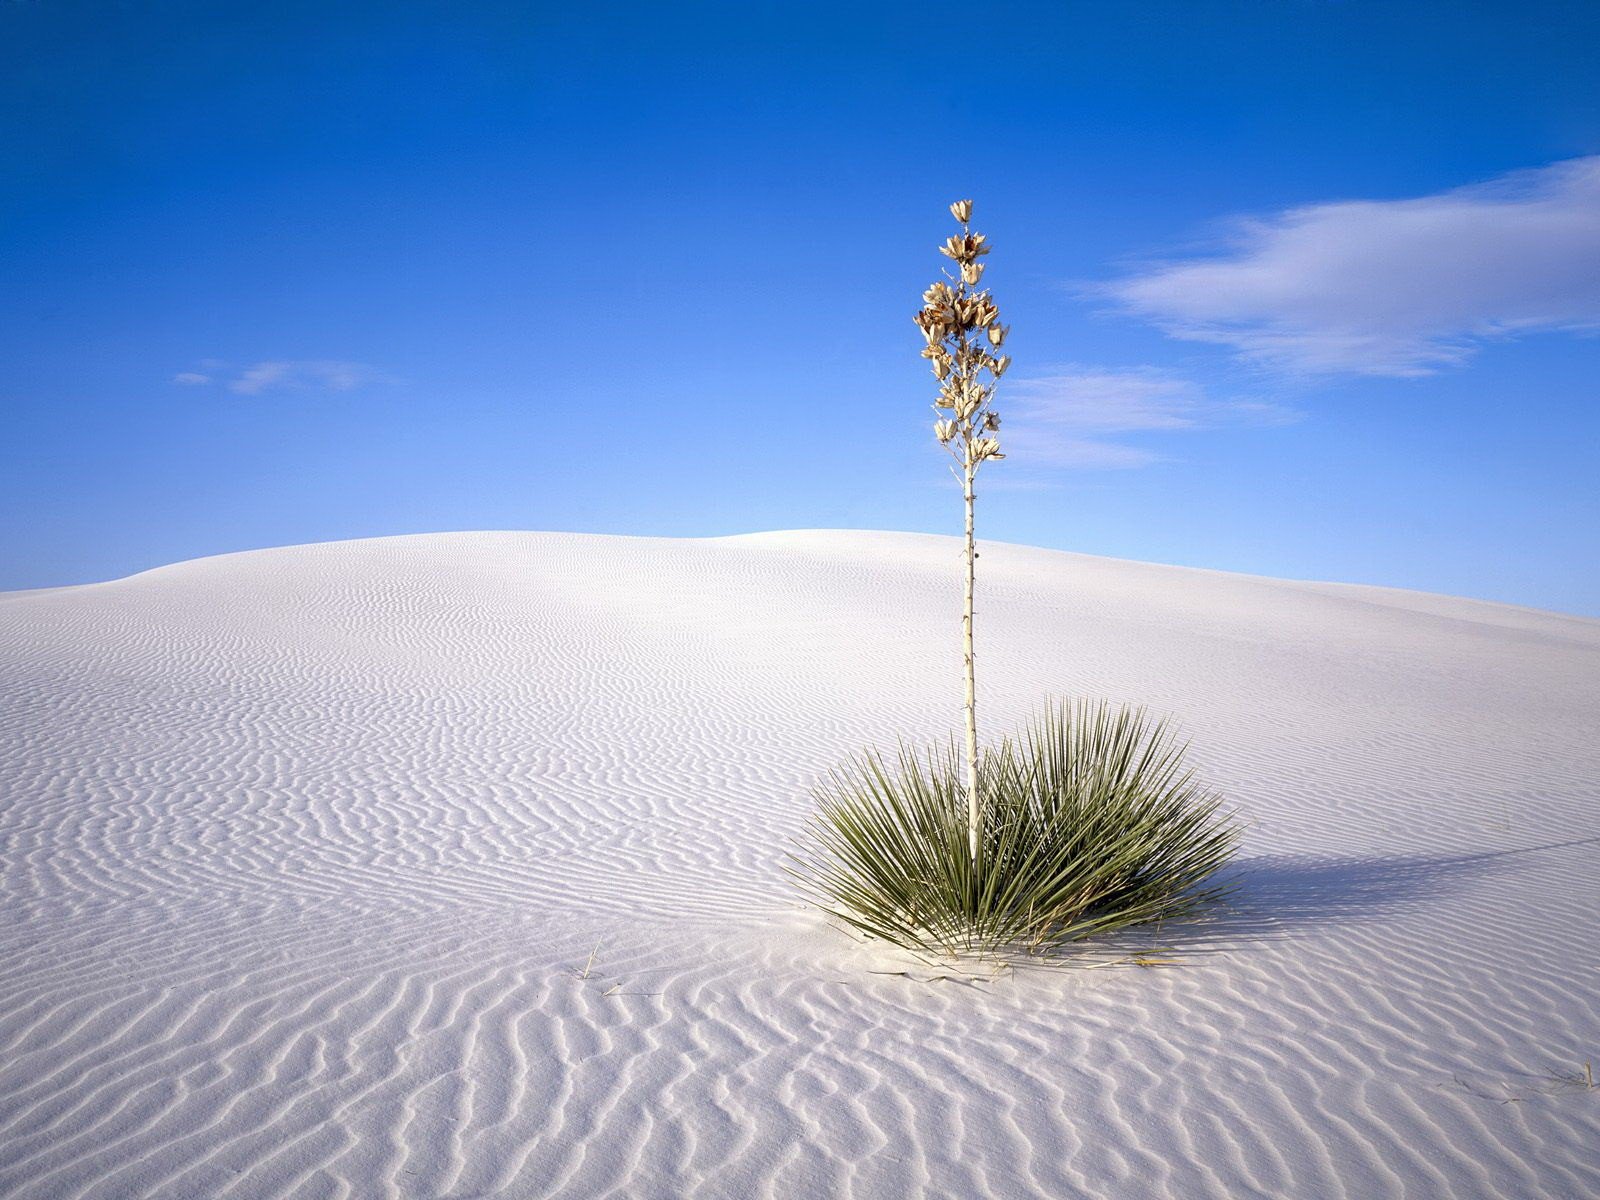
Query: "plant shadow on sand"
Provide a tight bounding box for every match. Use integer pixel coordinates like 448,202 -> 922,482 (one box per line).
1138,833 -> 1600,957
942,834 -> 1600,977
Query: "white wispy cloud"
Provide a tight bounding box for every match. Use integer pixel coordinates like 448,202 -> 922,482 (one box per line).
172,360 -> 381,394
229,360 -> 377,394
1101,156 -> 1600,376
1002,367 -> 1292,470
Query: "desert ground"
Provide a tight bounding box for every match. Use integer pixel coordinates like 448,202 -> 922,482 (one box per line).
1,530 -> 1596,1198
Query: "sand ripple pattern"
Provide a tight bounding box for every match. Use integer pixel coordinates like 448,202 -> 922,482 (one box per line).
2,530 -> 1597,1198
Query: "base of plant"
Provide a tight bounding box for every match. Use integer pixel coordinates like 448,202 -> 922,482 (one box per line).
789,699 -> 1238,959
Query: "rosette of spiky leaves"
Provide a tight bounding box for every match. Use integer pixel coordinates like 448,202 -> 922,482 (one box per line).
789,700 -> 1238,958
915,200 -> 1010,471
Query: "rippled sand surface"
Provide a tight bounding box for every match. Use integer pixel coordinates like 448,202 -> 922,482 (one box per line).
2,530 -> 1597,1198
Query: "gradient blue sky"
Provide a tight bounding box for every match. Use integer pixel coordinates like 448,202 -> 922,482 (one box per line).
4,1 -> 1598,613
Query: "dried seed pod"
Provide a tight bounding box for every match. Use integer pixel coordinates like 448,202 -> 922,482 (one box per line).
950,199 -> 973,223
939,233 -> 991,263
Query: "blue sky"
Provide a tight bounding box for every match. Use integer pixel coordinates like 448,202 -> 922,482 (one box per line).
3,1 -> 1597,614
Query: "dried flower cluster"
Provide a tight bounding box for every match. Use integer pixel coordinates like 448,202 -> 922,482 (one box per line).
915,201 -> 1010,473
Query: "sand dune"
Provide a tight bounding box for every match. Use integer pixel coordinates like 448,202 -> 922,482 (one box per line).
1,530 -> 1596,1199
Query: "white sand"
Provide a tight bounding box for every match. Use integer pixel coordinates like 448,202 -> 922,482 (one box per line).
1,529 -> 1596,1199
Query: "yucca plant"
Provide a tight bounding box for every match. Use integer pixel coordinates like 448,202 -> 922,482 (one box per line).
792,201 -> 1235,959
791,700 -> 1238,957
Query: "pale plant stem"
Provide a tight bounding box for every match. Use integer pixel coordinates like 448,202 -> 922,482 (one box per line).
963,459 -> 979,861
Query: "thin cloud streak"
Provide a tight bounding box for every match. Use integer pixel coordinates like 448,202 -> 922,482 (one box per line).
171,360 -> 382,395
1100,156 -> 1600,376
229,361 -> 378,394
1003,367 -> 1295,470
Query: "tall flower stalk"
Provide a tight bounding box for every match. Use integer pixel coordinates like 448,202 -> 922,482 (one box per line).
914,199 -> 1010,862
